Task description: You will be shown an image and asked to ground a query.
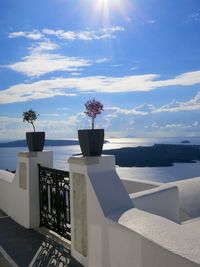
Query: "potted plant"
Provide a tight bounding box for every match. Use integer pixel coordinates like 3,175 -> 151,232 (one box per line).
78,98 -> 104,156
22,109 -> 45,152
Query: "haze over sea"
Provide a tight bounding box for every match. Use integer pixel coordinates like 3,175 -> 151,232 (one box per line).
1,137 -> 200,183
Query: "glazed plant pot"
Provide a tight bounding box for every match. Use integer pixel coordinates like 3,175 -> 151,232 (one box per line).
78,129 -> 104,156
26,132 -> 45,152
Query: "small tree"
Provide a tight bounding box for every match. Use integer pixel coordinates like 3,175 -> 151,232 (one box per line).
22,109 -> 39,132
84,98 -> 104,129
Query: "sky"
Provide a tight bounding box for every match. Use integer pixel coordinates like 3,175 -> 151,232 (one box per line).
0,0 -> 200,140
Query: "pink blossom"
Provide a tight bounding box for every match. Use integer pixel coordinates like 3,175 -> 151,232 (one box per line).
84,98 -> 104,129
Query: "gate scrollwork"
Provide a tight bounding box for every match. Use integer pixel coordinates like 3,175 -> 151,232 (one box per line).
39,165 -> 71,241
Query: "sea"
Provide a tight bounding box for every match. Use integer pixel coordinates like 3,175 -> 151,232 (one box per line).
1,137 -> 200,183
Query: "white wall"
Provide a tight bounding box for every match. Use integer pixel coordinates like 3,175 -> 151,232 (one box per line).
130,184 -> 180,223
121,178 -> 160,194
121,176 -> 200,221
0,151 -> 53,228
69,155 -> 200,267
168,177 -> 200,219
69,155 -> 134,266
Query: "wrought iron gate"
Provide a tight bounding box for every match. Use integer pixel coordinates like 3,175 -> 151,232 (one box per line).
39,165 -> 71,240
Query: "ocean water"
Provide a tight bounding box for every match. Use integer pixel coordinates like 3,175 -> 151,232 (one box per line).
1,137 -> 200,183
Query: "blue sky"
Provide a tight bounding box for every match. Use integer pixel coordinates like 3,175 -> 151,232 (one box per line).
1,0 -> 200,140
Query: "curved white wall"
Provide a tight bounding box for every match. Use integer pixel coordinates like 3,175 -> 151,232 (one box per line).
121,177 -> 161,194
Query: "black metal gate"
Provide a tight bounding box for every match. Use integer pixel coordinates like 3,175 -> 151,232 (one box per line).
38,165 -> 71,240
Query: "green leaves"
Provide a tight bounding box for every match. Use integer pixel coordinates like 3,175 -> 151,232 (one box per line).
22,109 -> 39,132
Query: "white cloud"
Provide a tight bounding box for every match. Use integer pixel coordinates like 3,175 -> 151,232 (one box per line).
2,71 -> 200,104
0,116 -> 26,140
57,107 -> 68,111
102,109 -> 136,133
0,116 -> 21,126
29,40 -> 60,53
8,26 -> 125,45
0,115 -> 82,140
106,104 -> 153,116
152,71 -> 200,88
134,103 -> 155,113
70,72 -> 82,76
193,121 -> 199,127
9,30 -> 43,40
141,121 -> 200,137
1,110 -> 200,140
9,31 -> 26,38
0,79 -> 78,104
42,26 -> 125,41
154,91 -> 200,113
163,123 -> 183,128
112,64 -> 123,67
5,36 -> 108,78
96,58 -> 108,64
108,26 -> 125,32
130,66 -> 138,71
188,13 -> 200,22
40,113 -> 59,117
5,27 -> 124,78
151,122 -> 159,128
148,122 -> 198,130
43,29 -> 77,40
6,53 -> 92,77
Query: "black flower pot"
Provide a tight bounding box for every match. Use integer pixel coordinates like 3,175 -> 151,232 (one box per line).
78,129 -> 104,156
26,132 -> 45,152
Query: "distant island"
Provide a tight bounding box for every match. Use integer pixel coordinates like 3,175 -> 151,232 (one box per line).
181,140 -> 190,144
1,141 -> 200,168
103,144 -> 200,167
0,139 -> 109,148
0,139 -> 79,147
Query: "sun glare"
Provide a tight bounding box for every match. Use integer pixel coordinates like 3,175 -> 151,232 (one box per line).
96,0 -> 123,12
94,0 -> 130,27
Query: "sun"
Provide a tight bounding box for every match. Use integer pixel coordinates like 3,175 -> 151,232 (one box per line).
96,0 -> 111,21
87,0 -> 132,29
96,0 -> 121,12
98,0 -> 109,3
94,0 -> 128,27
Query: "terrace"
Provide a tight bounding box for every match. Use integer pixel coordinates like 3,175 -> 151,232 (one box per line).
0,151 -> 200,266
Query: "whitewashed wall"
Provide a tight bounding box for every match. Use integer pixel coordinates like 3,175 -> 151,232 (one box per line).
121,178 -> 160,194
69,155 -> 200,267
0,151 -> 53,228
130,184 -> 180,223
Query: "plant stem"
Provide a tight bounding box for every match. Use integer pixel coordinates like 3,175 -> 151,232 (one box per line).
92,117 -> 94,130
31,122 -> 35,132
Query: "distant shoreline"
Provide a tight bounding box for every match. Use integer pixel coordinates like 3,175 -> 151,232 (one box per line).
103,144 -> 200,167
1,141 -> 200,168
0,139 -> 109,148
0,139 -> 79,148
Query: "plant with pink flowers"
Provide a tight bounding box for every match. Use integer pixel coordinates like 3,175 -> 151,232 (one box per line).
84,98 -> 104,129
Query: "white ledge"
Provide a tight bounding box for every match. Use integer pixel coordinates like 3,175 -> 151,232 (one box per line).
118,208 -> 200,265
18,150 -> 52,158
0,170 -> 14,183
68,154 -> 114,166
